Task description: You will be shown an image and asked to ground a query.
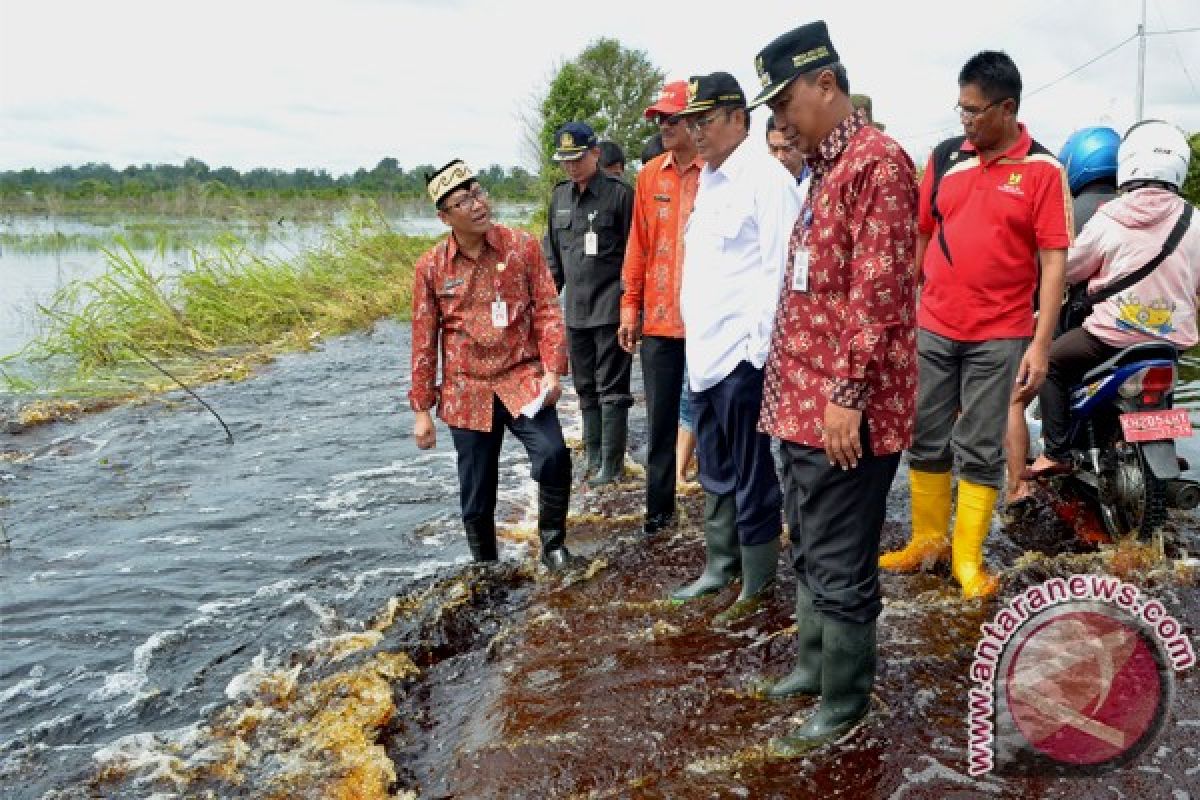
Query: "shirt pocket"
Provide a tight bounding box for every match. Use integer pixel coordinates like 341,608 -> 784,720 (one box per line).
712,204 -> 747,243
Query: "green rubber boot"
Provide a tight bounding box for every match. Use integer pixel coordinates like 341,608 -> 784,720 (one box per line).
713,537 -> 779,626
764,583 -> 822,697
669,492 -> 739,602
769,616 -> 876,756
581,408 -> 602,478
588,405 -> 628,487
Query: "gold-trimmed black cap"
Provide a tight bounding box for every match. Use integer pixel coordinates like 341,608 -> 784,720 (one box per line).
748,20 -> 839,109
425,159 -> 475,206
552,121 -> 598,162
678,72 -> 746,116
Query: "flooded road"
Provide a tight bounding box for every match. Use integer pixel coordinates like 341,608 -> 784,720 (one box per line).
0,322 -> 1198,798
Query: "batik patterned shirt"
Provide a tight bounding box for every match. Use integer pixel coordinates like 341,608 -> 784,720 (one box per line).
760,109 -> 920,455
409,224 -> 567,432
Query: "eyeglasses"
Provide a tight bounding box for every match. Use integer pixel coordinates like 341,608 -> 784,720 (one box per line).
442,186 -> 488,213
653,113 -> 683,127
686,109 -> 727,134
768,143 -> 798,155
954,98 -> 1006,121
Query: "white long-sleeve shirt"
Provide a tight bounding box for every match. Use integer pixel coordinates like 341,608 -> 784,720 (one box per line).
680,135 -> 802,392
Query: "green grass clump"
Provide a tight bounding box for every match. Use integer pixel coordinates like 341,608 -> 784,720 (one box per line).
1,204 -> 437,410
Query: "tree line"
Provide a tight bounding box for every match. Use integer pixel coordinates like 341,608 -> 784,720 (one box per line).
0,158 -> 540,202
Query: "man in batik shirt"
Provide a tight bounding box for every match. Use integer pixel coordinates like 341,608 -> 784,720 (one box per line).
752,20 -> 919,753
410,159 -> 573,571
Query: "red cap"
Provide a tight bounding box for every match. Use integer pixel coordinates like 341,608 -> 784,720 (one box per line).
643,80 -> 688,119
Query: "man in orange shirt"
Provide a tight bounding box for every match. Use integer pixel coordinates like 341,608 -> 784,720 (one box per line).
617,80 -> 704,535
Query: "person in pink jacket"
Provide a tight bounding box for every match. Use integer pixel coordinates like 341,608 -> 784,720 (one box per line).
1027,120 -> 1199,476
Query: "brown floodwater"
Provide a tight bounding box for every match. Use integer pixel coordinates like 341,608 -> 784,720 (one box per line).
88,472 -> 1199,799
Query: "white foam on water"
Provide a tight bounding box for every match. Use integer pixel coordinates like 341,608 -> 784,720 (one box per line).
91,724 -> 200,785
195,577 -> 301,618
52,549 -> 89,562
887,755 -> 1005,798
334,566 -> 418,602
26,570 -> 59,582
88,628 -> 185,703
313,486 -> 369,511
137,535 -> 201,546
223,650 -> 301,702
196,507 -> 223,514
0,671 -> 52,705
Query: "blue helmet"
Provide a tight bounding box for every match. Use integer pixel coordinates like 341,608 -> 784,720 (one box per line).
1058,126 -> 1120,195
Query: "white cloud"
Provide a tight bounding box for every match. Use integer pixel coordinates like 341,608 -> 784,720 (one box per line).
1,0 -> 1197,174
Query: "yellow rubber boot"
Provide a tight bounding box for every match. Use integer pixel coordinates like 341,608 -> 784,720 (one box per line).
879,469 -> 952,572
951,479 -> 1001,599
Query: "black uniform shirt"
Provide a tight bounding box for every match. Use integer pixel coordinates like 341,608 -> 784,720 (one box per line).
543,170 -> 634,328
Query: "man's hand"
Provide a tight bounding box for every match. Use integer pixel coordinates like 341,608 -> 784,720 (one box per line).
823,402 -> 863,470
617,309 -> 642,353
1013,340 -> 1050,403
414,410 -> 436,450
540,371 -> 562,408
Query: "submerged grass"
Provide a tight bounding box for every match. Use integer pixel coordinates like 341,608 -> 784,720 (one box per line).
1,204 -> 436,423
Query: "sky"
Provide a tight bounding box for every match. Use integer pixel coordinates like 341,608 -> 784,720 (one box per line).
2,0 -> 1199,176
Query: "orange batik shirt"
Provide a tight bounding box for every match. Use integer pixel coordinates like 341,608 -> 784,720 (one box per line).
408,224 -> 568,432
620,151 -> 703,338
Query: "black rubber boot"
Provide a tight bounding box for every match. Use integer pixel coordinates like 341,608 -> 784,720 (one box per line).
713,536 -> 779,626
581,408 -> 602,478
769,616 -> 876,756
463,518 -> 498,563
537,483 -> 573,572
588,405 -> 628,487
668,492 -> 740,602
764,583 -> 822,697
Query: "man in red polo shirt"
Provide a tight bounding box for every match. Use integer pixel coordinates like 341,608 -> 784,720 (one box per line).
879,51 -> 1071,599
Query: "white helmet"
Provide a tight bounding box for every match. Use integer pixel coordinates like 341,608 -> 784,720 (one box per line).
1117,119 -> 1191,191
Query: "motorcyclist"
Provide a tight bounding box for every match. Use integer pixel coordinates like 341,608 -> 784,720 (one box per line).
1005,126 -> 1121,503
1026,119 -> 1199,478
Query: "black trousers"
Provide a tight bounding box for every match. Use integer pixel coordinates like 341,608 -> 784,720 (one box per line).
692,361 -> 782,546
641,335 -> 687,518
448,396 -> 571,523
780,433 -> 901,625
1039,327 -> 1121,461
568,324 -> 633,410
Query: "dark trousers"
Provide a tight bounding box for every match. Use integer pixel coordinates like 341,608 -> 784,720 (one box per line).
1039,327 -> 1121,461
780,433 -> 901,625
641,335 -> 687,517
449,396 -> 571,523
691,361 -> 782,546
568,324 -> 633,410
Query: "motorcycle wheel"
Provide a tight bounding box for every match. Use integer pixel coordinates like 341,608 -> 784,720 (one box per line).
1101,442 -> 1168,538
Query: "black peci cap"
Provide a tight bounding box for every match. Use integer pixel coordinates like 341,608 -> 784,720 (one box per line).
748,20 -> 839,109
679,72 -> 747,116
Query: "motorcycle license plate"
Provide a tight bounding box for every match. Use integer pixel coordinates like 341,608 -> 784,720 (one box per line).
1119,409 -> 1193,442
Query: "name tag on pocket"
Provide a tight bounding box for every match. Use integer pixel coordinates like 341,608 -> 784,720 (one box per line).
491,300 -> 508,328
584,231 -> 598,256
791,248 -> 810,292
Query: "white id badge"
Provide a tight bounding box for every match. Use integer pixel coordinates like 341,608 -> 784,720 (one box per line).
584,231 -> 598,256
491,300 -> 508,328
791,248 -> 810,292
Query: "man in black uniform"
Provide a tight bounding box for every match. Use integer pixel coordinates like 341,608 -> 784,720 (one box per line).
544,121 -> 636,486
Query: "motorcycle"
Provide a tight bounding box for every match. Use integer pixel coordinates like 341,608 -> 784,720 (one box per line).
1026,341 -> 1200,538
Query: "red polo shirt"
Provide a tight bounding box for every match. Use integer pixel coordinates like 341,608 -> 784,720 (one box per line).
917,124 -> 1073,341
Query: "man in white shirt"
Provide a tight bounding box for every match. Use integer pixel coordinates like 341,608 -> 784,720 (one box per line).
669,71 -> 802,625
